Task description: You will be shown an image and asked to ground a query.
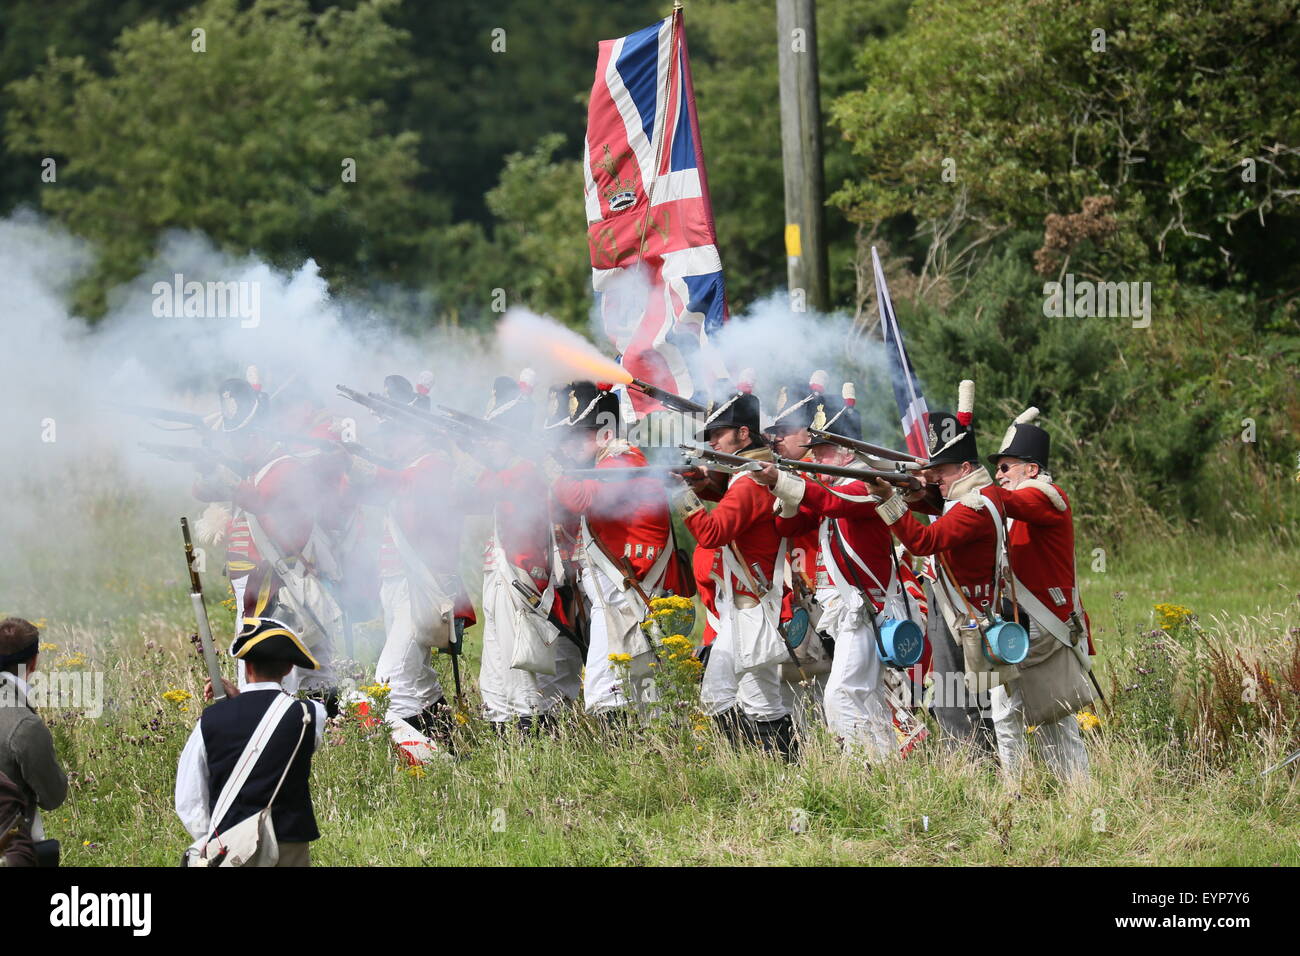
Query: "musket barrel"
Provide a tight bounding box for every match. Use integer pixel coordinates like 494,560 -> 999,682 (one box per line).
807,428 -> 923,466
779,457 -> 922,488
630,378 -> 708,414
181,517 -> 226,701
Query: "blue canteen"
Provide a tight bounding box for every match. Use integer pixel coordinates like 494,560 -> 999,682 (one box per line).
877,618 -> 924,668
982,618 -> 1029,665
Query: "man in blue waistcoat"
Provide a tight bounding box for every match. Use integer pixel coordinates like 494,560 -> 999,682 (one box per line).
174,615 -> 325,866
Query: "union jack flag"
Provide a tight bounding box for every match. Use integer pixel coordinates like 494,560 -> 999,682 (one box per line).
584,10 -> 728,414
873,247 -> 930,459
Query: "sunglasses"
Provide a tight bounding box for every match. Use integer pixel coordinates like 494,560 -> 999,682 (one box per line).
997,462 -> 1026,474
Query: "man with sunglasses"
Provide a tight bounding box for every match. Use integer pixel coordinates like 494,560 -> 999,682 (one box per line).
986,408 -> 1092,780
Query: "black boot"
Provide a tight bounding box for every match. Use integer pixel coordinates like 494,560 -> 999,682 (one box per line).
747,714 -> 800,763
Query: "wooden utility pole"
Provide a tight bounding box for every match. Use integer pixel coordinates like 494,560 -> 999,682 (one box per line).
776,0 -> 829,313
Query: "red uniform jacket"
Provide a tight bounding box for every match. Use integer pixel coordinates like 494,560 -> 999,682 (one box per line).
890,485 -> 1003,615
685,471 -> 785,644
234,454 -> 317,561
477,458 -> 552,585
775,478 -> 895,613
785,458 -> 822,587
1000,479 -> 1092,651
553,445 -> 685,594
374,451 -> 476,621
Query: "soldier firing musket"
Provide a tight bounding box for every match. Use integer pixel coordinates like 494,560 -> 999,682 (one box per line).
806,427 -> 925,469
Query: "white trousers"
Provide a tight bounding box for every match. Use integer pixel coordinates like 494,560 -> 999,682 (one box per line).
990,618 -> 1090,781
700,595 -> 791,722
375,575 -> 444,721
580,565 -> 657,715
817,588 -> 897,758
479,566 -> 577,721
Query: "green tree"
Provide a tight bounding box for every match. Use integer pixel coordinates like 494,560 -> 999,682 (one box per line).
829,0 -> 1300,293
431,133 -> 591,329
7,0 -> 433,316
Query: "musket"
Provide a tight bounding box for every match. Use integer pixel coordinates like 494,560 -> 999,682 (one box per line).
337,385 -> 473,442
435,403 -> 535,444
806,428 -> 924,467
1261,747 -> 1300,777
627,378 -> 708,415
776,457 -> 924,490
109,401 -> 210,430
678,444 -> 763,473
140,442 -> 246,476
681,444 -> 922,490
181,517 -> 227,701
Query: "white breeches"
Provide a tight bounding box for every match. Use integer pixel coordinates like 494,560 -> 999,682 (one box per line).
699,596 -> 790,722
375,575 -> 443,721
818,587 -> 896,758
990,619 -> 1090,781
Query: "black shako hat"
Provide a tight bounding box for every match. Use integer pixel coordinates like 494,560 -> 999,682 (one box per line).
806,382 -> 862,446
218,378 -> 266,432
485,370 -> 536,434
565,381 -> 620,431
767,370 -> 834,435
697,391 -> 761,440
988,407 -> 1050,470
924,379 -> 979,467
383,373 -> 431,412
229,616 -> 319,670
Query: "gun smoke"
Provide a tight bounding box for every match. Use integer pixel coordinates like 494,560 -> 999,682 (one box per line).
0,210 -> 904,630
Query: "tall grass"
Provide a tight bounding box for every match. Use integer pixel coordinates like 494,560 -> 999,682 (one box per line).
28,540 -> 1300,867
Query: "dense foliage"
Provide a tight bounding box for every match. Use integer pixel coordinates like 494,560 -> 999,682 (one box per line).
2,0 -> 1296,536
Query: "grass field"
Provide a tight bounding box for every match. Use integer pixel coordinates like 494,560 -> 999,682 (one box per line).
10,502 -> 1299,867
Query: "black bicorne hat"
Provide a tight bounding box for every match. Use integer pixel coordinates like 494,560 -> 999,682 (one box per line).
697,391 -> 762,440
229,616 -> 319,670
988,407 -> 1050,470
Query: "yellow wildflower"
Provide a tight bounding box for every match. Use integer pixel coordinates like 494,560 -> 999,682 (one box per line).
55,654 -> 86,668
608,653 -> 633,665
405,765 -> 427,779
1153,603 -> 1195,631
1075,711 -> 1101,731
162,689 -> 193,705
39,642 -> 58,652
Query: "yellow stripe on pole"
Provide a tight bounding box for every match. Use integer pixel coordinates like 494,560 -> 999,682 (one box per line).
785,223 -> 802,258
